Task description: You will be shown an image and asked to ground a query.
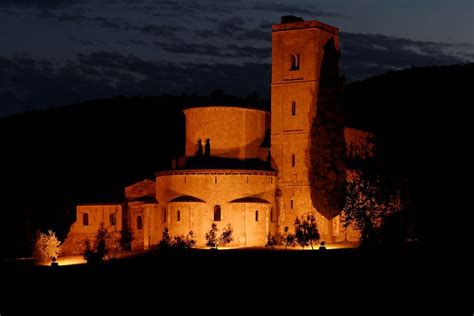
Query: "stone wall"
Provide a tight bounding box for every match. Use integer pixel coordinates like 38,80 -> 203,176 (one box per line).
127,202 -> 160,251
61,204 -> 122,255
125,179 -> 155,200
270,19 -> 343,243
184,107 -> 269,159
156,170 -> 278,247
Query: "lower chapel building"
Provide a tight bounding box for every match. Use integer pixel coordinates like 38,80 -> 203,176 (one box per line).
62,17 -> 372,253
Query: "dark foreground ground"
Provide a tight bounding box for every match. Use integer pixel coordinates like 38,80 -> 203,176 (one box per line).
1,247 -> 451,314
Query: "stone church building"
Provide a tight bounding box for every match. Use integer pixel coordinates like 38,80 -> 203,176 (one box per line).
62,17 -> 371,253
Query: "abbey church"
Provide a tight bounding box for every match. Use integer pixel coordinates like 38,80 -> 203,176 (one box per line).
62,16 -> 371,253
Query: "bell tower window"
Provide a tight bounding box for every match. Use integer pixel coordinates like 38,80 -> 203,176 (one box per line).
290,54 -> 300,70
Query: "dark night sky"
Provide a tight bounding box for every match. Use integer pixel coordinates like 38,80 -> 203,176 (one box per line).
0,0 -> 472,116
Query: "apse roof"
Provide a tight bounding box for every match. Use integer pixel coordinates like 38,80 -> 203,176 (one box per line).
229,197 -> 271,204
168,195 -> 206,203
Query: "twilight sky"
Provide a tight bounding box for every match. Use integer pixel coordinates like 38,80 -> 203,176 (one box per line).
0,0 -> 473,116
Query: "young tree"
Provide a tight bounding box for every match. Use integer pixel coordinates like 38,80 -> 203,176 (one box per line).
105,230 -> 121,259
294,214 -> 320,250
95,224 -> 108,260
171,231 -> 197,250
218,224 -> 233,248
184,231 -> 197,249
265,233 -> 276,249
83,224 -> 120,263
205,223 -> 233,249
157,228 -> 172,250
279,226 -> 296,250
205,223 -> 218,249
34,230 -> 61,263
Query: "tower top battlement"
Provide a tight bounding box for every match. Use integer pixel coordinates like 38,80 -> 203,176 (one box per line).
272,18 -> 339,35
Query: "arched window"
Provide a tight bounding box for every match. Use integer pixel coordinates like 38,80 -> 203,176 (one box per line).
137,215 -> 143,230
109,213 -> 116,226
291,101 -> 296,116
292,154 -> 296,167
290,53 -> 300,70
177,210 -> 181,222
214,205 -> 221,221
290,199 -> 294,209
255,210 -> 259,222
83,213 -> 89,226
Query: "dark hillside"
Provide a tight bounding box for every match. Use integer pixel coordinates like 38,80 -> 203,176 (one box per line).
345,63 -> 473,247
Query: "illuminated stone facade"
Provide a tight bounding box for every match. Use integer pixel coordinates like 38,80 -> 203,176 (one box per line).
61,204 -> 122,255
155,169 -> 278,247
271,19 -> 342,241
184,107 -> 270,160
63,17 -> 370,253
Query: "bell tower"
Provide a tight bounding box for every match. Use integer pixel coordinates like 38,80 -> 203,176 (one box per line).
270,16 -> 340,240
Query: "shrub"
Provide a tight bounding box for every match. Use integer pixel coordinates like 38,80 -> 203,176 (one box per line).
34,230 -> 61,263
265,233 -> 276,249
294,214 -> 320,249
205,223 -> 233,249
83,224 -> 120,264
172,231 -> 197,250
157,229 -> 196,251
280,226 -> 296,250
157,228 -> 172,250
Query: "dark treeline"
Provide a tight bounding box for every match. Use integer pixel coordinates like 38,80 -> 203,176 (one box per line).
345,63 -> 473,250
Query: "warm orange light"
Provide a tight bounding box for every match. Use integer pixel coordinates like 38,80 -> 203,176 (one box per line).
37,255 -> 86,266
272,242 -> 358,250
194,242 -> 358,251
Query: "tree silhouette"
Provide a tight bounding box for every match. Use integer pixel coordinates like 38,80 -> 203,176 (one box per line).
279,226 -> 296,250
205,223 -> 218,248
83,223 -> 120,263
294,214 -> 320,249
310,38 -> 347,220
205,223 -> 233,249
343,165 -> 408,249
157,228 -> 196,251
172,231 -> 197,250
265,233 -> 276,249
157,228 -> 172,250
